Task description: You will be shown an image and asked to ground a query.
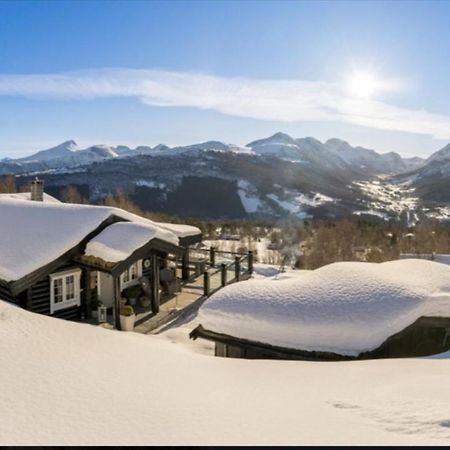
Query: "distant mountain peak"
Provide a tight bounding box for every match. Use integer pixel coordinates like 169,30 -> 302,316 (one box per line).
270,132 -> 295,141
426,143 -> 450,163
325,138 -> 350,147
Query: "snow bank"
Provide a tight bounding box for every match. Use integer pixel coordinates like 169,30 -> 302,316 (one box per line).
84,221 -> 178,263
1,299 -> 450,445
198,259 -> 450,356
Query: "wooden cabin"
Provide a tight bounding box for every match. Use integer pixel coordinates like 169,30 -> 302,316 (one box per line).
0,181 -> 202,329
190,259 -> 450,361
191,317 -> 450,361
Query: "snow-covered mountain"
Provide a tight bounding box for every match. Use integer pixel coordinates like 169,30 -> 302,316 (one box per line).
7,133 -> 450,223
18,140 -> 80,163
0,133 -> 424,177
0,141 -> 156,174
247,133 -> 423,175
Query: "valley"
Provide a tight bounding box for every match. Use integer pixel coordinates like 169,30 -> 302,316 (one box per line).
2,132 -> 450,223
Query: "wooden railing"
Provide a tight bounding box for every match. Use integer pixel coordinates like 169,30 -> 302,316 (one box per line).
202,250 -> 253,297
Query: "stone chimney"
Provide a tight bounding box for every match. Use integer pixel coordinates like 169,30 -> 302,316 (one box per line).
30,177 -> 44,202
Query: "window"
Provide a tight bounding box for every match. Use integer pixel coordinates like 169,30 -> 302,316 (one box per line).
53,278 -> 63,304
66,275 -> 75,300
130,263 -> 138,280
122,269 -> 130,284
50,269 -> 81,313
120,260 -> 142,289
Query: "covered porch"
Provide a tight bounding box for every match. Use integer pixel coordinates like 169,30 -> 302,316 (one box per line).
76,246 -> 254,333
74,220 -> 187,330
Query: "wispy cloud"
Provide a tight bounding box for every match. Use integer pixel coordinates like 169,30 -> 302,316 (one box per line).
0,68 -> 449,139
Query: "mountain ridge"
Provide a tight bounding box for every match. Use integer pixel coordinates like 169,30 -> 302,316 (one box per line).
1,132 -> 430,177
3,132 -> 450,223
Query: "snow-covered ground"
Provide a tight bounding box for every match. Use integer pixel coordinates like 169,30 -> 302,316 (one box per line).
237,180 -> 264,213
2,294 -> 450,445
424,206 -> 450,221
353,178 -> 419,224
236,179 -> 336,217
267,189 -> 336,218
3,262 -> 450,444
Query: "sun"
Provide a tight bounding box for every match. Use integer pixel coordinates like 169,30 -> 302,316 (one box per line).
347,72 -> 380,98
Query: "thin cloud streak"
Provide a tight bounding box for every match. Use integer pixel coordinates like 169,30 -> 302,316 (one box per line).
0,68 -> 449,139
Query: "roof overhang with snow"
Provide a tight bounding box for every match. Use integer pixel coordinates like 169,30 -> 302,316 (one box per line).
0,191 -> 61,203
196,259 -> 450,357
81,221 -> 183,276
0,198 -> 187,295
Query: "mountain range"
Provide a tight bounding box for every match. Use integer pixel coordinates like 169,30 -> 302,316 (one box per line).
0,132 -> 425,176
2,132 -> 450,223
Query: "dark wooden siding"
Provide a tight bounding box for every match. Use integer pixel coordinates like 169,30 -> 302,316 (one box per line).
27,263 -> 83,321
194,319 -> 450,361
28,277 -> 51,315
0,284 -> 17,304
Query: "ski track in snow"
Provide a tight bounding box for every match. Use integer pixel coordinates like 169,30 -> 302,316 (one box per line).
330,399 -> 450,439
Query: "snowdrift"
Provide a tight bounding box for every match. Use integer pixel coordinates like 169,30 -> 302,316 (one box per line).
1,299 -> 450,444
198,259 -> 450,356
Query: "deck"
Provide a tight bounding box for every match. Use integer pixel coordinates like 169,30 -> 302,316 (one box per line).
97,247 -> 253,334
133,265 -> 245,334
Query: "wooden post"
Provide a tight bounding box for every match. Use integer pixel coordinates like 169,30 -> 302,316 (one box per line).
84,269 -> 92,320
114,275 -> 121,330
210,246 -> 216,268
203,270 -> 210,296
151,253 -> 160,314
181,247 -> 190,281
235,256 -> 241,281
248,251 -> 254,275
221,263 -> 227,287
26,288 -> 32,310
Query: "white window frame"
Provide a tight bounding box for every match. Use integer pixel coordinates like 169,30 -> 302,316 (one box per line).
120,260 -> 143,290
50,268 -> 82,314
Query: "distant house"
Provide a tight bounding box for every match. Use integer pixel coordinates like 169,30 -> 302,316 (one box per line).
191,259 -> 450,360
0,179 -> 202,329
219,233 -> 241,241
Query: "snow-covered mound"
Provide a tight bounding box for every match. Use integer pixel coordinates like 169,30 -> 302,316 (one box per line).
198,259 -> 450,356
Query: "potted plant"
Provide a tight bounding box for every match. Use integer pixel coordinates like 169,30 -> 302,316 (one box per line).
90,298 -> 102,320
119,305 -> 135,331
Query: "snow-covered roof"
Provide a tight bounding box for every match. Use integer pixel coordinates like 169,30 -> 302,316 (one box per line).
156,222 -> 201,238
198,259 -> 450,356
84,221 -> 178,263
0,198 -> 180,282
0,191 -> 61,203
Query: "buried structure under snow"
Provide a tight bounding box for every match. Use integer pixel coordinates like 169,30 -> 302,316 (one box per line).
190,259 -> 450,360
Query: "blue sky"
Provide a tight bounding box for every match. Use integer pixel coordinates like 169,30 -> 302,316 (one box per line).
0,0 -> 450,157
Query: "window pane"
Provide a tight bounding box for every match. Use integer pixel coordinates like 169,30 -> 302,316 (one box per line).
53,278 -> 63,303
130,263 -> 137,280
66,275 -> 75,300
122,270 -> 130,283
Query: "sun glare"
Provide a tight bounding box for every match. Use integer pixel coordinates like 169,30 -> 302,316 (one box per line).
347,72 -> 380,99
